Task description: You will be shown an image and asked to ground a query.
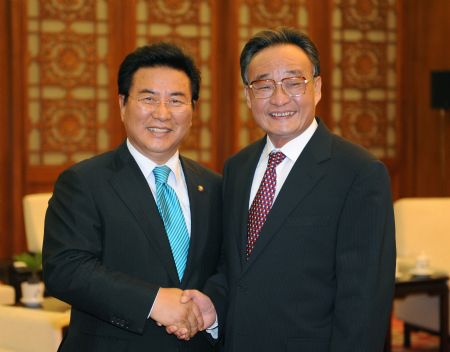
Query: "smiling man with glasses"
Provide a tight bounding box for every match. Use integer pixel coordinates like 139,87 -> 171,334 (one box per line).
184,27 -> 396,352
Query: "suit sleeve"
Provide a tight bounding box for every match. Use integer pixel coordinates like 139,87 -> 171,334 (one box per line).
331,160 -> 396,351
202,159 -> 231,340
42,168 -> 158,334
203,248 -> 228,339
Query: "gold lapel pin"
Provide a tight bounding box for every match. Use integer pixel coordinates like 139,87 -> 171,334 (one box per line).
197,185 -> 204,192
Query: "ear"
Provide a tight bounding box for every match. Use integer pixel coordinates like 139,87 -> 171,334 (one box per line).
244,86 -> 252,109
313,76 -> 322,106
118,95 -> 126,122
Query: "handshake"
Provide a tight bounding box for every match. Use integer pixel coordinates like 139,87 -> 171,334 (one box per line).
150,288 -> 216,340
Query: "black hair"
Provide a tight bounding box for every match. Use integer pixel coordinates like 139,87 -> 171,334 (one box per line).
118,42 -> 201,105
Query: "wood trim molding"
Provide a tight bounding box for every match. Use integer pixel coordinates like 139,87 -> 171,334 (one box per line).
10,0 -> 27,255
0,0 -> 13,259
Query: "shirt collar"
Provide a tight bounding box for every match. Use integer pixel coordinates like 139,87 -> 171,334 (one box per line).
126,139 -> 183,184
265,118 -> 318,162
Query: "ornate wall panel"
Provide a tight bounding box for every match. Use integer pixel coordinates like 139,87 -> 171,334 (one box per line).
26,0 -> 110,166
236,0 -> 309,150
135,0 -> 216,167
331,0 -> 397,159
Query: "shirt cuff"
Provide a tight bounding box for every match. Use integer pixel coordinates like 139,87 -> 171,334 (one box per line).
148,287 -> 160,319
205,315 -> 218,339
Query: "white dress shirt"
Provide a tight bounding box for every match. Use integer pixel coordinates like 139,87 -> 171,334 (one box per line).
126,139 -> 191,236
248,118 -> 318,208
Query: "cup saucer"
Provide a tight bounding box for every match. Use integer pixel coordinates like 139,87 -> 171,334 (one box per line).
410,267 -> 433,276
20,297 -> 43,307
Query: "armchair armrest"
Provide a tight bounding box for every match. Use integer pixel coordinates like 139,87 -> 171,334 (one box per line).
0,285 -> 15,306
0,305 -> 70,352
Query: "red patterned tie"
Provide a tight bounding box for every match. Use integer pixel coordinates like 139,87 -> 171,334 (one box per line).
246,151 -> 286,257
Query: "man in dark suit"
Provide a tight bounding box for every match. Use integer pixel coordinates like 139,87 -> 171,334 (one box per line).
42,42 -> 221,351
184,27 -> 396,351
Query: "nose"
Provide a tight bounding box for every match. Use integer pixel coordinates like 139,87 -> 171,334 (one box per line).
269,82 -> 290,106
151,101 -> 171,120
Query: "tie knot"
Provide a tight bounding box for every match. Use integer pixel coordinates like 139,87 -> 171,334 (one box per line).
153,165 -> 171,184
268,151 -> 286,169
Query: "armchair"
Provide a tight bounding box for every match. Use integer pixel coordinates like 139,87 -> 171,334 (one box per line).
22,193 -> 52,253
0,284 -> 14,305
0,304 -> 69,352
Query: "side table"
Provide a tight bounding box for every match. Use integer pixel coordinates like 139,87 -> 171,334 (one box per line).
0,258 -> 12,283
384,273 -> 448,352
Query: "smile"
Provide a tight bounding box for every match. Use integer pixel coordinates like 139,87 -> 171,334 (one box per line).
269,111 -> 295,118
146,127 -> 172,133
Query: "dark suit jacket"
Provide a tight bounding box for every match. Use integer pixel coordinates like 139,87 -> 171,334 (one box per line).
43,142 -> 222,352
205,118 -> 396,352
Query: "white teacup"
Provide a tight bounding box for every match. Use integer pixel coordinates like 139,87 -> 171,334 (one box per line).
413,253 -> 430,275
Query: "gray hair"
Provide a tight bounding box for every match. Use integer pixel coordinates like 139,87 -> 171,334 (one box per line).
240,27 -> 320,84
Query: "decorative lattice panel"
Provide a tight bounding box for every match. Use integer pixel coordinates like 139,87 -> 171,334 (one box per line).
331,0 -> 397,158
236,0 -> 309,149
27,0 -> 110,166
135,0 -> 215,165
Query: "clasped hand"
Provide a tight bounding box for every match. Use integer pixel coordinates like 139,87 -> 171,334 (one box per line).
150,288 -> 216,340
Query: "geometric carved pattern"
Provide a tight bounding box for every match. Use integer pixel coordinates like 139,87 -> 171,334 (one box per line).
236,0 -> 309,150
341,42 -> 386,88
331,0 -> 397,159
245,0 -> 297,26
341,0 -> 387,30
42,100 -> 96,153
136,0 -> 215,166
40,0 -> 95,21
146,0 -> 198,24
27,0 -> 110,165
340,101 -> 388,150
40,32 -> 96,88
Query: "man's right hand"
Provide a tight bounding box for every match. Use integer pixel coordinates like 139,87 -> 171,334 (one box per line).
150,287 -> 204,339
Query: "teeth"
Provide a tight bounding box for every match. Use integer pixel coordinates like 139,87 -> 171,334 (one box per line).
147,127 -> 169,132
270,111 -> 294,117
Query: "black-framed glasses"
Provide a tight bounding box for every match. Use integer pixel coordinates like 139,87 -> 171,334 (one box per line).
247,76 -> 310,99
128,94 -> 191,112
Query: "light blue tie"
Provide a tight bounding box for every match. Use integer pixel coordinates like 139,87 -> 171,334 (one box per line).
153,165 -> 190,281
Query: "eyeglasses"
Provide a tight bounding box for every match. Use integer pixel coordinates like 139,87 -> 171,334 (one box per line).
247,76 -> 310,99
128,94 -> 191,112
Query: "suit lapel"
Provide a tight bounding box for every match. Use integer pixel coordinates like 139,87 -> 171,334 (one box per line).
232,140 -> 266,268
108,144 -> 180,285
244,121 -> 333,270
179,157 -> 209,286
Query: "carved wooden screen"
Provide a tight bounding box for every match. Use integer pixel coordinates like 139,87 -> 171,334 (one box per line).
21,0 -> 219,192
22,0 -> 399,181
26,0 -> 111,169
330,0 -> 398,160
